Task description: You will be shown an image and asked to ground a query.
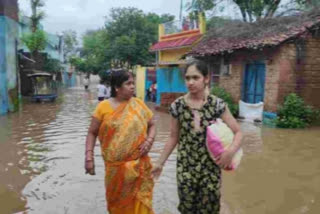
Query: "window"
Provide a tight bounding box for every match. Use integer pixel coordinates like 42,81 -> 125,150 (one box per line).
220,58 -> 231,76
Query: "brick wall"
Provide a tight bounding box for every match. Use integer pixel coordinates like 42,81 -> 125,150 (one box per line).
0,0 -> 18,21
160,92 -> 185,108
218,48 -> 281,112
275,35 -> 320,109
274,44 -> 298,109
299,35 -> 320,108
203,34 -> 320,112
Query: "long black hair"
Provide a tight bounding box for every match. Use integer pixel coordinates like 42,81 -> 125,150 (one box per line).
185,59 -> 209,77
110,69 -> 132,97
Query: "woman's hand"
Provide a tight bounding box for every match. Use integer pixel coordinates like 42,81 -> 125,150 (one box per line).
151,162 -> 163,180
85,159 -> 96,175
215,149 -> 235,169
85,150 -> 95,175
139,138 -> 153,156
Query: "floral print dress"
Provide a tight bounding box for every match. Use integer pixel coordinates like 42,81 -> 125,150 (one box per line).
169,95 -> 226,214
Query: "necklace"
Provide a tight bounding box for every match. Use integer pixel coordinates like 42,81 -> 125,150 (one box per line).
185,93 -> 207,110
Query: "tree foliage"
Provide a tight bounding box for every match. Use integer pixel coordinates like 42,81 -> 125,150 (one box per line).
21,30 -> 47,53
186,0 -> 217,13
77,7 -> 174,76
62,30 -> 78,62
81,29 -> 109,74
43,57 -> 63,74
105,7 -> 164,68
295,0 -> 320,10
232,0 -> 282,22
30,0 -> 45,33
276,93 -> 320,128
69,56 -> 88,74
24,0 -> 47,63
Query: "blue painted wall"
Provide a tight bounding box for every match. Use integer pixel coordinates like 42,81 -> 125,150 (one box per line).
0,15 -> 19,115
145,68 -> 156,101
156,67 -> 187,105
62,71 -> 76,88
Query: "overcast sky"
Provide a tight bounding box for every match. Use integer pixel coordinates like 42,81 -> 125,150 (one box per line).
18,0 -> 242,38
18,0 -> 184,36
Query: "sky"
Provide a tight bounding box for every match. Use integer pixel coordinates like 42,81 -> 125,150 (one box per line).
18,0 -> 295,39
18,0 -> 242,38
19,0 -> 183,36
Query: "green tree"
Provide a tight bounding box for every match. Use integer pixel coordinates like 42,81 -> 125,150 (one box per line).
62,30 -> 78,62
77,8 -> 173,76
232,0 -> 282,22
105,7 -> 170,68
69,56 -> 88,74
82,29 -> 110,74
186,0 -> 217,14
22,0 -> 47,63
185,0 -> 218,24
30,0 -> 45,33
21,30 -> 47,54
295,0 -> 320,10
43,57 -> 63,74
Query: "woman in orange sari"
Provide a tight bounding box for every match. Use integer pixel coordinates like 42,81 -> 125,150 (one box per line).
85,70 -> 156,214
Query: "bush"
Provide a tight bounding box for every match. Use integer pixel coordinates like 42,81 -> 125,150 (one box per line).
44,57 -> 63,74
276,93 -> 320,128
210,86 -> 239,117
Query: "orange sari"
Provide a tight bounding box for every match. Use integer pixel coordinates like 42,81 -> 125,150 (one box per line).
93,98 -> 154,214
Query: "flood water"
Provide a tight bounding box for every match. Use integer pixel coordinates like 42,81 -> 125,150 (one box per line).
1,80 -> 320,214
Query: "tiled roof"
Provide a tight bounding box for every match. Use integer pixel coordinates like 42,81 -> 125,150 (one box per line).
150,34 -> 202,51
189,13 -> 320,57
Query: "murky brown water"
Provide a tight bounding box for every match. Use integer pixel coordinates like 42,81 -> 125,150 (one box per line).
1,80 -> 320,214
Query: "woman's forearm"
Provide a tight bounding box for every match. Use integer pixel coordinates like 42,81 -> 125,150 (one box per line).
147,122 -> 156,140
85,132 -> 97,160
229,131 -> 242,154
157,136 -> 178,166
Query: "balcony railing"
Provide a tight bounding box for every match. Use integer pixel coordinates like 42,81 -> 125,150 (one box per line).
163,18 -> 199,35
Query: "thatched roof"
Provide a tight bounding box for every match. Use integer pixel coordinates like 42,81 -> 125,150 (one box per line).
189,9 -> 320,57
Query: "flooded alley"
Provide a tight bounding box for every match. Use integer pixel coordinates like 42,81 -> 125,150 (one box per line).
1,84 -> 320,214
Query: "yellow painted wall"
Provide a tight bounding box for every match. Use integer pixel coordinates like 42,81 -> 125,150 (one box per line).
135,66 -> 146,100
160,47 -> 191,62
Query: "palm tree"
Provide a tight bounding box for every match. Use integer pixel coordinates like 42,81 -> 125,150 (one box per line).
30,0 -> 45,33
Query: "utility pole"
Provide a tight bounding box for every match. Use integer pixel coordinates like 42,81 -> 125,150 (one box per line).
179,0 -> 183,20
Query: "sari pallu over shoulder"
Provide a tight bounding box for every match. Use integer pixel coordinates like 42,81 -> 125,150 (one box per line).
96,98 -> 154,211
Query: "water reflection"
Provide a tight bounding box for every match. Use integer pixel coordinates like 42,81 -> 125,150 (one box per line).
0,83 -> 320,214
0,102 -> 60,214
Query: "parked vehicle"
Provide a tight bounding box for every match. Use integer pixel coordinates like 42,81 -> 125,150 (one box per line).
27,73 -> 57,102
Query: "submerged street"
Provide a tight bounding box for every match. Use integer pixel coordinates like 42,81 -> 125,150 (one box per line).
1,80 -> 320,214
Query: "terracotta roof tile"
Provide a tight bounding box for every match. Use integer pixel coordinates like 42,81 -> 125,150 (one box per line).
189,15 -> 320,57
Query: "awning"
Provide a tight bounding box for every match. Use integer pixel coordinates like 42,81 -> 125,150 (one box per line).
150,34 -> 202,52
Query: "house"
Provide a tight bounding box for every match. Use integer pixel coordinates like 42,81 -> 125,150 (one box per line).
188,10 -> 320,112
19,15 -> 77,94
146,14 -> 205,107
0,0 -> 19,115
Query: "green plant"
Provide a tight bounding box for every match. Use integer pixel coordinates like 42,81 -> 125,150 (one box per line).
21,30 -> 47,53
43,57 -> 63,74
210,86 -> 239,117
276,93 -> 320,128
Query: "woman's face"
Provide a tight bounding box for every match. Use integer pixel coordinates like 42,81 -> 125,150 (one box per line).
185,65 -> 209,94
117,75 -> 135,99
